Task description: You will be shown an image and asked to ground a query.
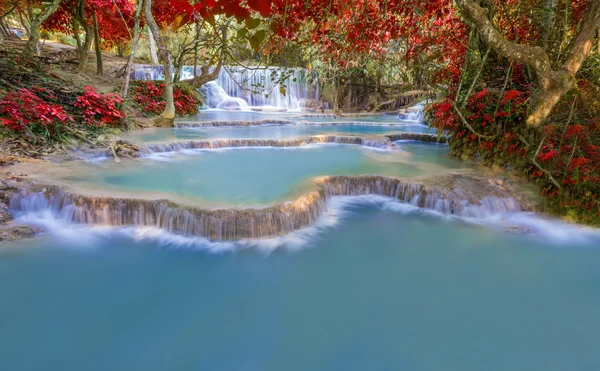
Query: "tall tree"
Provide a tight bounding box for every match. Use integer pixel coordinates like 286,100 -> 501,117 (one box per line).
122,0 -> 144,99
455,0 -> 600,127
92,9 -> 102,75
144,0 -> 175,126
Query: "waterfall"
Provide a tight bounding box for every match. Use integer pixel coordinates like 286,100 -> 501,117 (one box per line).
399,103 -> 425,123
10,175 -> 525,241
133,65 -> 319,112
199,67 -> 317,112
137,136 -> 394,156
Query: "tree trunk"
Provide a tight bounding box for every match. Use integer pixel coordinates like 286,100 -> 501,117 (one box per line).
121,0 -> 144,99
74,0 -> 92,73
72,15 -> 82,52
148,27 -> 158,64
22,0 -> 62,61
144,0 -> 175,127
540,0 -> 559,49
92,10 -> 103,76
76,22 -> 92,73
455,0 -> 600,127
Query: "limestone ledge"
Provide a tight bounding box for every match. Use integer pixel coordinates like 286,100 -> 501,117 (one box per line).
10,174 -> 529,241
176,120 -> 425,128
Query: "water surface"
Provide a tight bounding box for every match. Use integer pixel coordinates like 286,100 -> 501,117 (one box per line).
120,124 -> 431,144
178,110 -> 420,124
64,145 -> 461,205
2,202 -> 599,371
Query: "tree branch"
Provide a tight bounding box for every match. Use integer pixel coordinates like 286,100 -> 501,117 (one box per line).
563,0 -> 600,75
455,0 -> 552,84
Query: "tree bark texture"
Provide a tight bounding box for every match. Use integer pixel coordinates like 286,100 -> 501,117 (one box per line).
455,0 -> 600,127
92,10 -> 103,75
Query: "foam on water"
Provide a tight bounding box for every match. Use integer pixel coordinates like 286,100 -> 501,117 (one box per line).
12,194 -> 600,252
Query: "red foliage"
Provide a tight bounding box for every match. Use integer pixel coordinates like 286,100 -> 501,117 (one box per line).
74,86 -> 125,127
44,0 -> 136,48
0,88 -> 73,137
130,81 -> 201,116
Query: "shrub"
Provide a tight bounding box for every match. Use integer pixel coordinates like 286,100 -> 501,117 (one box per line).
0,88 -> 73,141
130,81 -> 201,116
74,86 -> 125,127
427,88 -> 600,224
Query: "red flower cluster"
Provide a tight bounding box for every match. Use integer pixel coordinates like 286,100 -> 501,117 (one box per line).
130,81 -> 201,116
0,88 -> 73,135
428,86 -> 600,222
74,86 -> 125,127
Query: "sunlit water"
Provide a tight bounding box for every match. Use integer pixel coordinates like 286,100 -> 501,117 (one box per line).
120,124 -> 431,144
63,144 -> 465,206
2,201 -> 600,371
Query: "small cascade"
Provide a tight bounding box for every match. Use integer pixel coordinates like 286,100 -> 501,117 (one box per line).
10,175 -> 525,241
133,65 -> 165,81
399,103 -> 425,123
10,188 -> 328,241
137,136 -> 394,156
386,133 -> 447,143
139,138 -> 378,156
318,176 -> 523,216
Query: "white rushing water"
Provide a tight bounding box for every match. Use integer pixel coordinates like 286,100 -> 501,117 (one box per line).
133,65 -> 319,112
11,190 -> 600,251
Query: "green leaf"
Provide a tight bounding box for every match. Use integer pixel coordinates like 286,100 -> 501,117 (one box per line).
245,18 -> 261,30
237,29 -> 247,39
279,86 -> 286,97
249,30 -> 266,50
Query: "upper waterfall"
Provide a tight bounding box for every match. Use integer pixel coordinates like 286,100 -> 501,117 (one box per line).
133,65 -> 319,112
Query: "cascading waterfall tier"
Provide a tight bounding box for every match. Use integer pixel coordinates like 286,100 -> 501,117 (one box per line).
198,67 -> 318,112
10,175 -> 526,241
175,120 -> 429,128
139,136 -> 395,155
132,65 -> 319,112
57,133 -> 450,161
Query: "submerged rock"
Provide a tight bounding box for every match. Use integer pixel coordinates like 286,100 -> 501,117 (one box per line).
0,225 -> 42,244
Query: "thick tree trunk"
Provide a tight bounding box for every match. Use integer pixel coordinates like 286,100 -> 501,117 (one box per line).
121,0 -> 144,99
455,0 -> 600,127
147,27 -> 158,64
144,0 -> 175,127
22,0 -> 62,61
92,10 -> 103,76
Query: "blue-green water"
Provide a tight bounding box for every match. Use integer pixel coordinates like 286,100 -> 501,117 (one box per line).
68,144 -> 460,205
178,110 -> 415,123
4,107 -> 600,371
2,202 -> 600,371
119,124 -> 431,144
